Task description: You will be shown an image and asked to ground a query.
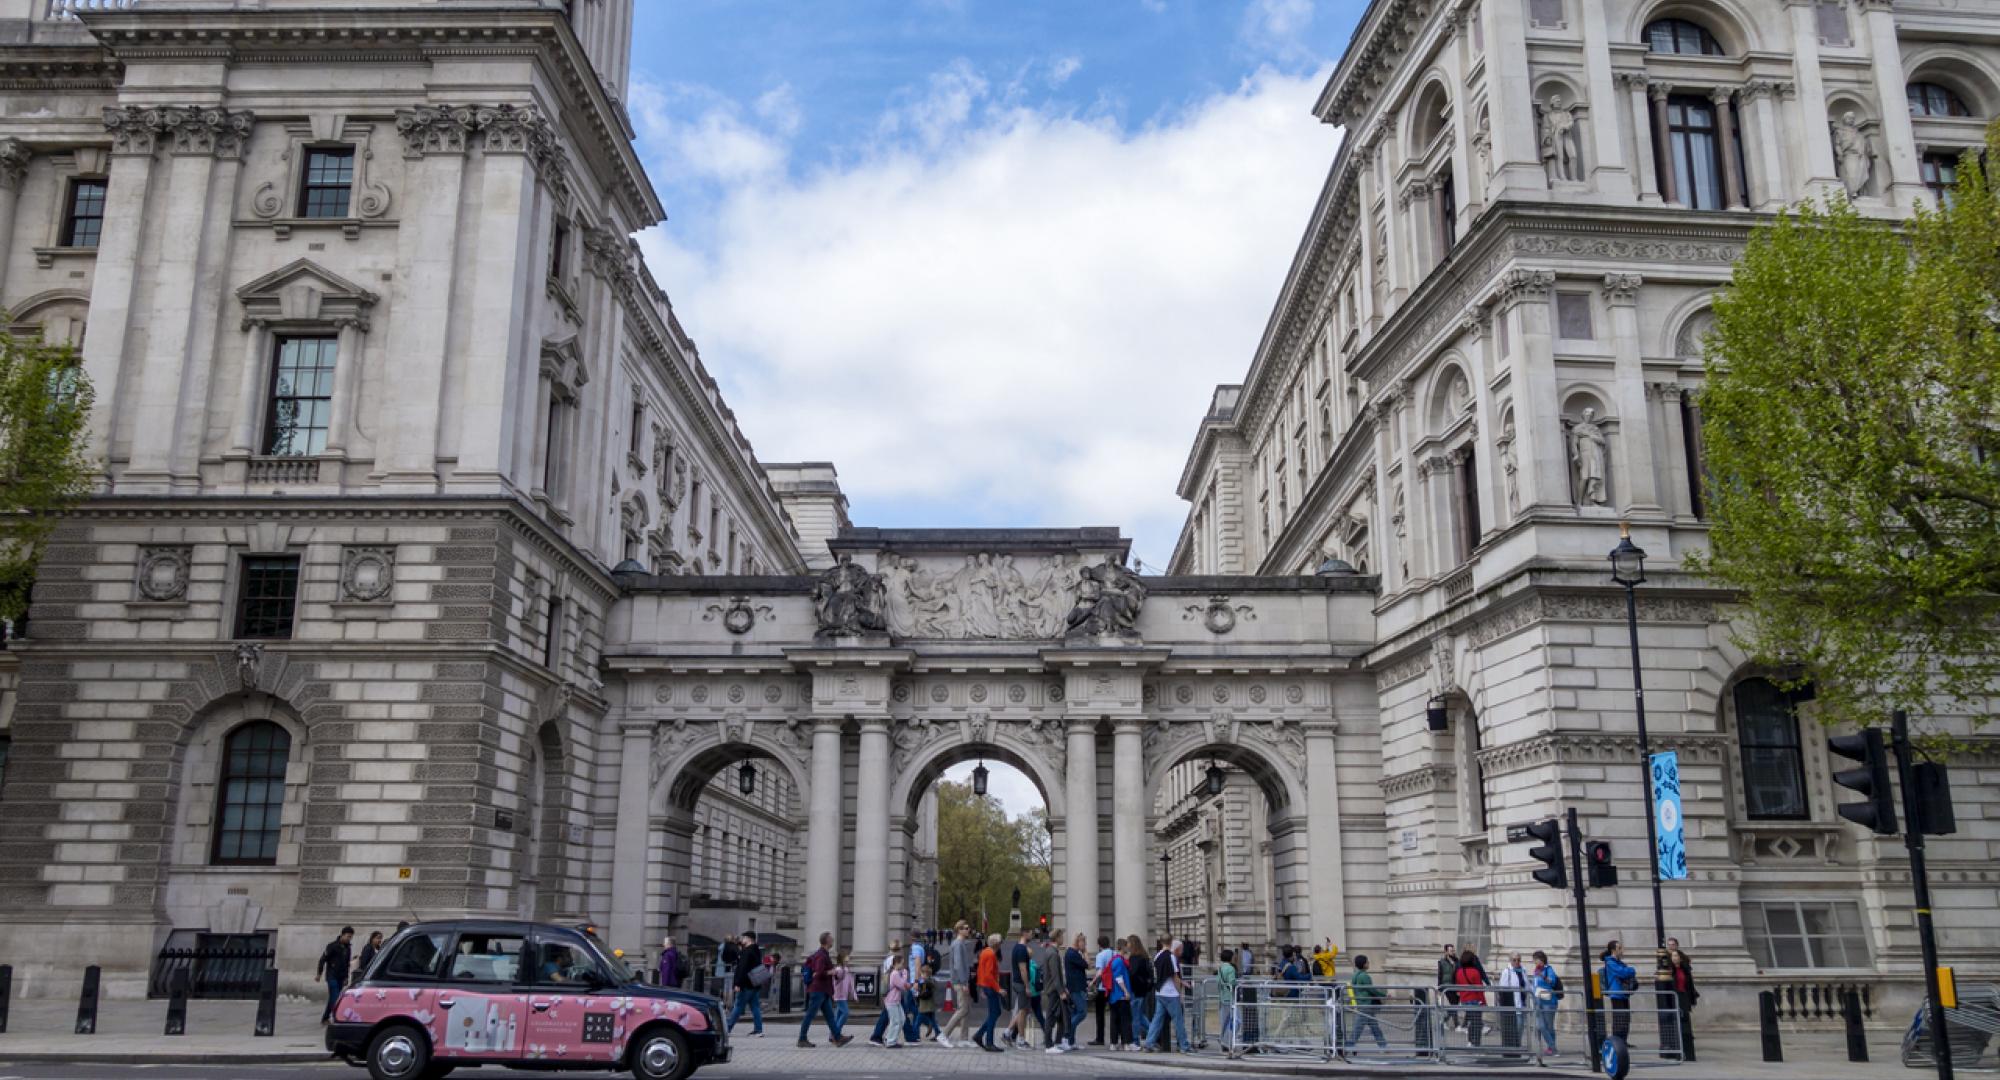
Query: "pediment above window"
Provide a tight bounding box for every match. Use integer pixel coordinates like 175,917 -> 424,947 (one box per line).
541,332 -> 589,394
236,259 -> 378,330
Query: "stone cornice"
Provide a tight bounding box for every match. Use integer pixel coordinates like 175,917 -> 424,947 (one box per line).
1380,763 -> 1454,798
1477,730 -> 1732,778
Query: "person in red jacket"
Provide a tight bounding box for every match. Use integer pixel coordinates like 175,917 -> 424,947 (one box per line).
1453,948 -> 1490,1047
975,934 -> 1006,1052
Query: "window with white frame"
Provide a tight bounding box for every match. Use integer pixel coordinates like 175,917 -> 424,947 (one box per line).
1455,904 -> 1493,961
1743,900 -> 1871,970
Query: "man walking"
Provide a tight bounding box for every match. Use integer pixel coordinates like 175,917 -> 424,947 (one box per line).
723,932 -> 765,1037
797,932 -> 851,1048
316,926 -> 354,1024
1144,937 -> 1192,1053
1437,943 -> 1461,1030
1348,955 -> 1388,1050
1092,934 -> 1115,1045
1003,927 -> 1033,1048
939,922 -> 980,1048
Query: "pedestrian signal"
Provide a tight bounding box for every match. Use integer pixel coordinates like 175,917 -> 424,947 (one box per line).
1586,840 -> 1617,888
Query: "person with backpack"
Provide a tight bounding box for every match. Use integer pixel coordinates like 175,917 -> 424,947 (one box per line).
1454,948 -> 1490,1047
1143,937 -> 1192,1054
1532,950 -> 1563,1055
1348,955 -> 1388,1049
1437,943 -> 1461,1031
796,931 -> 851,1048
1105,937 -> 1134,1050
724,932 -> 765,1037
1274,945 -> 1309,1039
916,960 -> 943,1042
1091,934 -> 1116,1045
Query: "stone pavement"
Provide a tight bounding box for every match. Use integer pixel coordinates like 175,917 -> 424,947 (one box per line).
0,997 -> 1916,1079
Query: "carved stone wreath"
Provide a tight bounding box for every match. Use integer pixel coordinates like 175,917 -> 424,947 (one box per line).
1286,684 -> 1304,705
690,685 -> 710,704
1249,685 -> 1268,705
1175,685 -> 1194,705
704,597 -> 772,635
654,684 -> 673,705
727,684 -> 745,704
136,545 -> 192,602
339,546 -> 395,603
892,681 -> 912,703
1007,684 -> 1026,704
1184,596 -> 1256,635
1047,682 -> 1065,703
930,684 -> 949,704
969,684 -> 988,704
764,685 -> 783,704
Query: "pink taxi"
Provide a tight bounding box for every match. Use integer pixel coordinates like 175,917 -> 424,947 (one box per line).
325,920 -> 727,1080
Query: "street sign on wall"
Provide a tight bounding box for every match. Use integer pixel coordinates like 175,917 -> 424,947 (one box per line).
1651,751 -> 1687,881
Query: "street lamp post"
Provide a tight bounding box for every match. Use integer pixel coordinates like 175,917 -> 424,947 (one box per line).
1609,524 -> 1672,991
1159,850 -> 1172,934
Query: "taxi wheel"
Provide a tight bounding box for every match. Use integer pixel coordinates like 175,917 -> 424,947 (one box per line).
366,1023 -> 431,1080
630,1026 -> 692,1080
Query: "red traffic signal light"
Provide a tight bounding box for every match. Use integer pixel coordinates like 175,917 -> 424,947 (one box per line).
1587,840 -> 1618,888
1038,915 -> 1048,927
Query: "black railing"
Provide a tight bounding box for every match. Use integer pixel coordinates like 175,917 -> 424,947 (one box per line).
148,943 -> 275,1000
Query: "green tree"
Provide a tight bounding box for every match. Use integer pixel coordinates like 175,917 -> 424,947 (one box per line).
933,780 -> 1051,933
0,333 -> 93,621
1694,128 -> 2000,731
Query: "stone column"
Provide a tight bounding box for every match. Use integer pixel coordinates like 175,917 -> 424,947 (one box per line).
1497,269 -> 1569,512
609,722 -> 654,952
1111,720 -> 1146,937
1650,83 -> 1680,205
1576,0 -> 1633,197
0,140 -> 29,303
1063,720 -> 1100,937
81,108 -> 163,466
852,719 -> 891,954
1303,726 -> 1348,946
452,107 -> 544,490
1860,0 -> 1924,205
1621,75 -> 1661,202
228,319 -> 272,456
1741,81 -> 1790,209
323,318 -> 366,459
1651,382 -> 1694,520
381,105 -> 475,492
1604,273 -> 1660,514
1787,1 -> 1841,195
1480,0 -> 1547,197
802,719 -> 844,949
1711,89 -> 1745,209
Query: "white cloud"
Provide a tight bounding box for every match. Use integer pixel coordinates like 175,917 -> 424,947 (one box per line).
637,64 -> 1340,561
1243,0 -> 1317,60
629,78 -> 793,184
942,760 -> 1044,821
1048,55 -> 1083,88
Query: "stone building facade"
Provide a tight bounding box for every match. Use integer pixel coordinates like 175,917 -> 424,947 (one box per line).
1170,0 -> 1999,1013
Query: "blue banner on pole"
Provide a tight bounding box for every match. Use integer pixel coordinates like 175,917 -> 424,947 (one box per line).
1652,750 -> 1687,881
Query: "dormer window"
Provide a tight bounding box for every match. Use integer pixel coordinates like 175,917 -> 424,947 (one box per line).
1645,18 -> 1723,56
298,147 -> 355,218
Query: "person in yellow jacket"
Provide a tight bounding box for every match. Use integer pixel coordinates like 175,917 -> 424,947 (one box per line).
1311,941 -> 1339,979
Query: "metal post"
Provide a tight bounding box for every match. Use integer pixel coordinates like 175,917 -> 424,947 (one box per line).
253,969 -> 278,1037
1620,586 -> 1671,996
1758,990 -> 1783,1062
74,965 -> 99,1035
164,967 -> 189,1036
1842,988 -> 1868,1062
1567,808 -> 1602,1073
1893,710 -> 1953,1080
0,964 -> 10,1034
1160,851 -> 1171,932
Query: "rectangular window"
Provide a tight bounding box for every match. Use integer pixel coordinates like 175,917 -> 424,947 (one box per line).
1556,292 -> 1594,339
1667,96 -> 1726,211
263,336 -> 337,456
1735,678 -> 1810,819
1454,904 -> 1493,961
543,595 -> 562,669
1436,169 -> 1457,251
1457,449 -> 1481,560
1744,900 -> 1871,970
1815,1 -> 1851,46
549,219 -> 570,280
1921,151 -> 1961,207
297,147 -> 355,218
234,555 -> 301,640
445,931 -> 525,983
61,178 -> 108,248
1529,0 -> 1565,29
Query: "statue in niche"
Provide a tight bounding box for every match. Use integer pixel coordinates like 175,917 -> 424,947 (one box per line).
1474,111 -> 1493,179
1539,94 -> 1581,183
1833,111 -> 1875,197
1566,407 -> 1610,506
1498,415 -> 1521,517
1391,485 -> 1409,579
812,554 -> 888,639
1064,558 -> 1147,640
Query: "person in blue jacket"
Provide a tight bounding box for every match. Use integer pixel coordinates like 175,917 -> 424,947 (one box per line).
1601,940 -> 1637,1042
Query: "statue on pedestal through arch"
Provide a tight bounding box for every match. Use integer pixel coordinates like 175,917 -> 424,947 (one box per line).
812,554 -> 888,639
1063,559 -> 1147,641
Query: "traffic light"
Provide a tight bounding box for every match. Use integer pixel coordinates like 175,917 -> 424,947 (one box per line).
1586,841 -> 1617,888
1829,727 -> 1898,835
1525,818 -> 1566,889
1912,761 -> 1956,836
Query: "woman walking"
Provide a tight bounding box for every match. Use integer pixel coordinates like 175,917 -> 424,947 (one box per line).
1105,938 -> 1134,1050
1531,950 -> 1562,1056
882,953 -> 910,1048
355,931 -> 384,978
832,952 -> 856,1036
975,933 -> 1006,1052
657,936 -> 683,989
1453,948 -> 1489,1047
1667,947 -> 1698,1061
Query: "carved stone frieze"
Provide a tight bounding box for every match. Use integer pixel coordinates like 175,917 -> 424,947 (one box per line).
395,104 -> 479,156
1375,651 -> 1430,692
703,596 -> 773,635
1509,233 -> 1741,267
1379,764 -> 1455,798
1183,596 -> 1255,635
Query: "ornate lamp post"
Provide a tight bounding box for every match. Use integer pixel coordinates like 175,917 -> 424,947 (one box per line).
1609,524 -> 1671,987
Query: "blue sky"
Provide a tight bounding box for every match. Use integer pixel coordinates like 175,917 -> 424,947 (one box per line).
630,1 -> 1362,567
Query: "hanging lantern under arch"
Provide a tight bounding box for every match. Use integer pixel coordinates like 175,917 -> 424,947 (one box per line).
972,760 -> 990,797
1205,760 -> 1226,797
738,760 -> 757,796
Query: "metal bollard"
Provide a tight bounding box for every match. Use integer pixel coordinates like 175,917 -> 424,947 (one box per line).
75,965 -> 100,1035
779,964 -> 794,1013
164,968 -> 189,1036
253,969 -> 278,1037
0,963 -> 12,1034
1842,988 -> 1867,1062
1758,990 -> 1783,1063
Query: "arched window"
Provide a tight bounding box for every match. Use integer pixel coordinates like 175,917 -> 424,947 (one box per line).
212,721 -> 291,865
1907,82 -> 1971,118
1735,678 -> 1810,820
1646,18 -> 1724,56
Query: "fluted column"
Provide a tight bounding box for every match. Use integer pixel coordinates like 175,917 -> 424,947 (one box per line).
1621,75 -> 1661,201
323,318 -> 366,459
1063,720 -> 1100,937
1111,720 -> 1146,937
1860,0 -> 1924,205
1604,273 -> 1660,514
228,318 -> 271,456
610,722 -> 654,952
852,719 -> 891,954
0,140 -> 29,304
1787,1 -> 1841,196
803,719 -> 844,950
1711,89 -> 1745,209
1649,83 -> 1679,205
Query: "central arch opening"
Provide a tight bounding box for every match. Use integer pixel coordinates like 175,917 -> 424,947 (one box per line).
891,742 -> 1057,951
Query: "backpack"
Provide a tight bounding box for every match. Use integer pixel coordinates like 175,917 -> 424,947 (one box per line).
1546,970 -> 1565,1004
748,961 -> 773,988
1099,959 -> 1115,994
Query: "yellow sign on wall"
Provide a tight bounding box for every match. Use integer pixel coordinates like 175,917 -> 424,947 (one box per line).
398,867 -> 412,880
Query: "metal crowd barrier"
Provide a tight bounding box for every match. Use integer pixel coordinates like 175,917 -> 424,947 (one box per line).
1227,978 -> 1339,1059
1903,982 -> 2000,1071
1334,984 -> 1444,1066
